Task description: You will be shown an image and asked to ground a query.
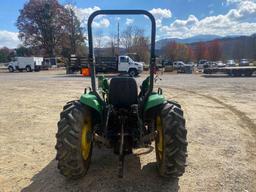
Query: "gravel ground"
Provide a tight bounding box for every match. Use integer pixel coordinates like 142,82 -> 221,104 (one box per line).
0,70 -> 255,192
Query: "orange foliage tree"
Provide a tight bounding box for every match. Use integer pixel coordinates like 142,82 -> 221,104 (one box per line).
162,41 -> 193,62
207,40 -> 222,61
194,42 -> 209,61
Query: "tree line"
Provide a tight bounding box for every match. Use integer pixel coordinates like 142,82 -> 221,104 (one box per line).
161,34 -> 256,63
94,33 -> 256,64
161,39 -> 222,62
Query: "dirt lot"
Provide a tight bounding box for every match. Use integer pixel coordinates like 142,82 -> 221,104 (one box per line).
0,70 -> 255,192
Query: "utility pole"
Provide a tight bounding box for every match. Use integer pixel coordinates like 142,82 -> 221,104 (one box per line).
117,21 -> 120,56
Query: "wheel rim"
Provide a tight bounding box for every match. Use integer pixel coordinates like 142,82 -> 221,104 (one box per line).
81,117 -> 92,160
130,71 -> 135,76
156,116 -> 163,160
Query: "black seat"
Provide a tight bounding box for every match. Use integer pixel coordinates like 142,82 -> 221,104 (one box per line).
109,77 -> 138,108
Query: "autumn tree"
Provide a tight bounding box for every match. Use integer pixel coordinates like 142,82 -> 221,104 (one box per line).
252,35 -> 256,60
62,6 -> 85,56
131,35 -> 149,63
17,0 -> 70,57
176,44 -> 192,62
208,40 -> 221,61
162,41 -> 177,61
188,46 -> 194,61
121,26 -> 150,63
194,42 -> 209,61
162,41 -> 193,62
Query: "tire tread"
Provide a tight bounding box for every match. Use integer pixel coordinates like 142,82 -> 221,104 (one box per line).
55,100 -> 92,179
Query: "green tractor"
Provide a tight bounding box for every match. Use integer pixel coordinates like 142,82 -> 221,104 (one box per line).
55,10 -> 187,179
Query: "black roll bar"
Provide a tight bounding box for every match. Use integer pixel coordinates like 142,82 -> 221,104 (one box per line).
87,10 -> 156,97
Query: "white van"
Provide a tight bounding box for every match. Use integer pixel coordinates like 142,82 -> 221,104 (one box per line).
8,57 -> 43,72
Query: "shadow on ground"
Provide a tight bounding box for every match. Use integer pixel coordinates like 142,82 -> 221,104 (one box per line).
202,74 -> 256,78
21,148 -> 179,192
53,73 -> 143,79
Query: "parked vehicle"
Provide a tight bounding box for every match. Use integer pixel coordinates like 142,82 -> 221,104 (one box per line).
8,57 -> 43,72
177,63 -> 193,73
44,57 -> 65,69
66,55 -> 143,77
197,59 -> 208,69
162,60 -> 173,72
226,60 -> 236,67
155,57 -> 164,70
187,61 -> 195,67
204,66 -> 256,77
204,61 -> 217,68
95,55 -> 144,77
216,61 -> 226,67
240,59 -> 250,66
173,61 -> 186,69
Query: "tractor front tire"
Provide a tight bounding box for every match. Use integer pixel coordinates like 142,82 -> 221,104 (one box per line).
155,102 -> 187,178
55,101 -> 93,179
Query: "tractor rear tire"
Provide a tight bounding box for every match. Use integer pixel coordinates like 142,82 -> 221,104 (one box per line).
155,102 -> 187,178
55,100 -> 93,179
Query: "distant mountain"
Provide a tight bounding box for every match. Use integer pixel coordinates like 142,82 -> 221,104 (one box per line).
95,33 -> 256,61
156,35 -> 222,49
157,33 -> 256,60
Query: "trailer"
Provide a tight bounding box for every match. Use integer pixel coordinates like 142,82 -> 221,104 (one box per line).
66,56 -> 88,74
66,55 -> 144,77
204,66 -> 256,77
8,57 -> 43,72
95,57 -> 117,72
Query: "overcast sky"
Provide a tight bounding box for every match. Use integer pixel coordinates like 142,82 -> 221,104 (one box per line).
0,0 -> 256,48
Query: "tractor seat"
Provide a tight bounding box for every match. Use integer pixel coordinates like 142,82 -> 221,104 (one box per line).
109,77 -> 138,108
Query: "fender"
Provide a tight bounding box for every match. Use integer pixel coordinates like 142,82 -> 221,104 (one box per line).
144,93 -> 165,111
80,93 -> 103,113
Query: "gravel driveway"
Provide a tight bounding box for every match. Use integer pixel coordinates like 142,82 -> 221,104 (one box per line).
0,71 -> 255,192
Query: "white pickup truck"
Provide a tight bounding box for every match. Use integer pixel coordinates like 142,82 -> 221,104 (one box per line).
8,57 -> 43,72
95,55 -> 144,76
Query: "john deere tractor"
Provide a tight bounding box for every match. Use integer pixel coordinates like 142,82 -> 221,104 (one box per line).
55,10 -> 187,179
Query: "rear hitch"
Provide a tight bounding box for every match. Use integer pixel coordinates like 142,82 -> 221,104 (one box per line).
93,133 -> 111,148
